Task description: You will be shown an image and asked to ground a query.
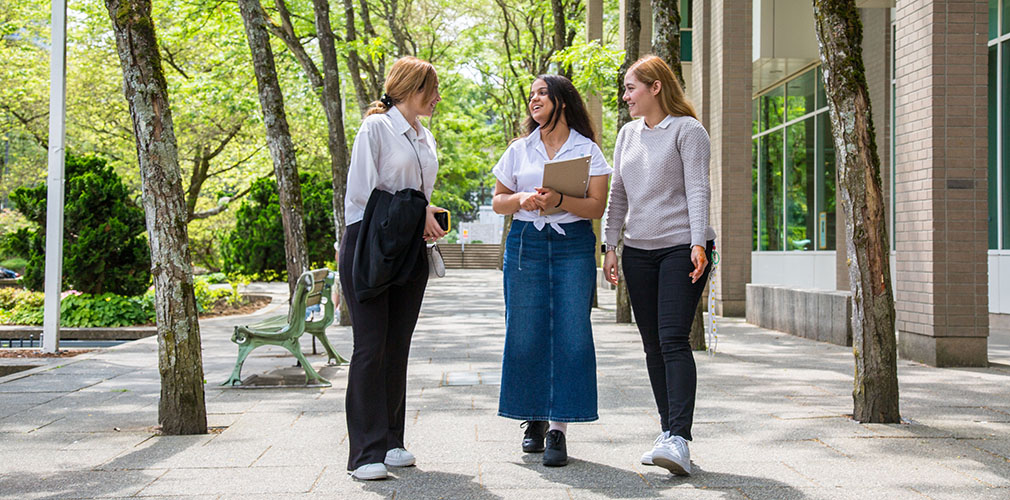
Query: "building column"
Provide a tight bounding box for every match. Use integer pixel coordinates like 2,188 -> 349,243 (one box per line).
893,0 -> 989,366
703,0 -> 752,316
690,0 -> 710,127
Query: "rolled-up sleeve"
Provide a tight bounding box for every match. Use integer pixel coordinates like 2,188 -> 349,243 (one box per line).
492,145 -> 517,191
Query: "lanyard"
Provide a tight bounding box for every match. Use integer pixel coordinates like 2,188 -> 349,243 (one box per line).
403,130 -> 425,194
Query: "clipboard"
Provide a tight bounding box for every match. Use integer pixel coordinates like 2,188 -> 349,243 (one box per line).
540,154 -> 591,216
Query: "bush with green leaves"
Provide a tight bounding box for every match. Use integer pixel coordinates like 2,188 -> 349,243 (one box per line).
0,278 -> 246,327
2,154 -> 151,295
221,173 -> 334,276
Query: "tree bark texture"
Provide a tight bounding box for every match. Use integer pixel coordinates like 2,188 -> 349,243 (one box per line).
238,0 -> 309,296
651,0 -> 683,87
813,0 -> 899,423
550,0 -> 569,78
105,0 -> 207,435
615,0 -> 641,324
342,0 -> 371,115
311,0 -> 350,244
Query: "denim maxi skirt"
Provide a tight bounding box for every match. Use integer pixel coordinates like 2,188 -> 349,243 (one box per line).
498,219 -> 599,422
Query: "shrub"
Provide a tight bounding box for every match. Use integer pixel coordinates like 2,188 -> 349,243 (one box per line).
2,154 -> 150,295
221,173 -> 335,276
0,281 -> 246,327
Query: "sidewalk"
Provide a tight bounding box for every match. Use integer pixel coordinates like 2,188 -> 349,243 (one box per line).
1,269 -> 1008,499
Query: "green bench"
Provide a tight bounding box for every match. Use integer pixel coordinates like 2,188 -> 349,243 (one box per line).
221,268 -> 347,387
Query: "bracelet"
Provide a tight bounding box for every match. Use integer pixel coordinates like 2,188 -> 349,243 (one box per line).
555,192 -> 564,208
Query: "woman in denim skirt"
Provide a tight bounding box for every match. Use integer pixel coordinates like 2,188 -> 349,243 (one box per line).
491,75 -> 612,467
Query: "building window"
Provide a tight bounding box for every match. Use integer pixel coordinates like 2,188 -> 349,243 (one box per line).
680,0 -> 692,63
752,65 -> 835,252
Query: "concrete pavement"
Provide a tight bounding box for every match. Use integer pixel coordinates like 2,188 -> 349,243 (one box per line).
1,269 -> 1009,499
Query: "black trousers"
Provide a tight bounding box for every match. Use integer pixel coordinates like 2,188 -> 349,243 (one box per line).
339,222 -> 428,470
621,241 -> 713,441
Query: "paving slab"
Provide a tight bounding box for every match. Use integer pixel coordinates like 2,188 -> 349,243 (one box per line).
1,270 -> 1009,499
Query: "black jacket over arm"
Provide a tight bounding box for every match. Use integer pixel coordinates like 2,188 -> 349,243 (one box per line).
352,187 -> 428,302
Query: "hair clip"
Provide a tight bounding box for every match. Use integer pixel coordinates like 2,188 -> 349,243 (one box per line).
380,93 -> 394,108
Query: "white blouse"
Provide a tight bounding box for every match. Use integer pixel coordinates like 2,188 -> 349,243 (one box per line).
492,128 -> 612,234
344,105 -> 438,228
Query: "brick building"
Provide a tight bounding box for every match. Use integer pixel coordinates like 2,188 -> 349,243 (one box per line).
613,0 -> 997,367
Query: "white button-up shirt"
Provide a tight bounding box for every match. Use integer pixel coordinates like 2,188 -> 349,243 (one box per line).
344,105 -> 438,227
492,127 -> 612,234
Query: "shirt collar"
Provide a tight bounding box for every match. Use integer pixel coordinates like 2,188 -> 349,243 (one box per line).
386,105 -> 416,136
652,115 -> 676,130
526,126 -> 590,158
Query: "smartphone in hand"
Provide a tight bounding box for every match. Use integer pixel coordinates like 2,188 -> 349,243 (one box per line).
434,210 -> 450,232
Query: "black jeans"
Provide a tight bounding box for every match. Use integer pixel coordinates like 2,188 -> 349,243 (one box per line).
621,241 -> 713,441
339,222 -> 428,470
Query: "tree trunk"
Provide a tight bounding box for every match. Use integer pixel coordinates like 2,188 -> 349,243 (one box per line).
689,296 -> 706,350
311,0 -> 350,249
651,0 -> 684,87
651,0 -> 700,346
342,0 -> 371,115
550,0 -> 569,78
614,0 -> 641,324
238,0 -> 309,296
813,0 -> 899,424
498,214 -> 513,271
105,0 -> 206,435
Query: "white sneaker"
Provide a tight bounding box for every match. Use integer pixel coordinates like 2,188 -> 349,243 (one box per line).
641,431 -> 669,465
651,434 -> 691,476
384,447 -> 416,467
350,463 -> 388,480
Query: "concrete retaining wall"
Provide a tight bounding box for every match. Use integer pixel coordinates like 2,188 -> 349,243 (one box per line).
746,284 -> 852,347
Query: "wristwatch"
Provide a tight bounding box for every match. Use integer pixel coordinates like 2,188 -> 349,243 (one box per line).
601,244 -> 617,253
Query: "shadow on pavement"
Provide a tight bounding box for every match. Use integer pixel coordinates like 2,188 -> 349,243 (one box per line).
515,454 -> 808,498
360,467 -> 501,499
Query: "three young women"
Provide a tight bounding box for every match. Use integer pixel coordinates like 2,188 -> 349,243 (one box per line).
602,55 -> 716,476
339,56 -> 447,481
492,75 -> 612,467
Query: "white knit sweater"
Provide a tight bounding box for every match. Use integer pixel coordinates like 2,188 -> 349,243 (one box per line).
603,115 -> 717,250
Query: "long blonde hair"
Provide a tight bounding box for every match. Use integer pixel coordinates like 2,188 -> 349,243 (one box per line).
365,56 -> 439,116
628,55 -> 698,120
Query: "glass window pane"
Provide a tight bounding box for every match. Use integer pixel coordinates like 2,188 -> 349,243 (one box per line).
786,119 -> 816,251
1003,0 -> 1010,35
1002,42 -> 1010,248
681,31 -> 692,62
753,98 -> 761,135
761,86 -> 785,131
991,0 -> 999,40
990,45 -> 999,249
681,0 -> 693,29
761,130 -> 784,250
818,115 -> 837,251
817,66 -> 826,110
753,138 -> 760,251
787,70 -> 817,122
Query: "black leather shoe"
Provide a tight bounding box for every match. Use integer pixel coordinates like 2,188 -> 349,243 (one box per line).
543,429 -> 568,466
521,420 -> 549,453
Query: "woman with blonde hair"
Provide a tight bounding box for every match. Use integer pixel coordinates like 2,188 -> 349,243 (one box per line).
602,55 -> 716,476
339,56 -> 446,480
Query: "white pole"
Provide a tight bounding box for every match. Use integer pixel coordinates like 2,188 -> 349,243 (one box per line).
42,0 -> 68,353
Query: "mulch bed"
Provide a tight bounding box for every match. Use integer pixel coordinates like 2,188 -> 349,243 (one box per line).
198,296 -> 272,319
0,349 -> 95,358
